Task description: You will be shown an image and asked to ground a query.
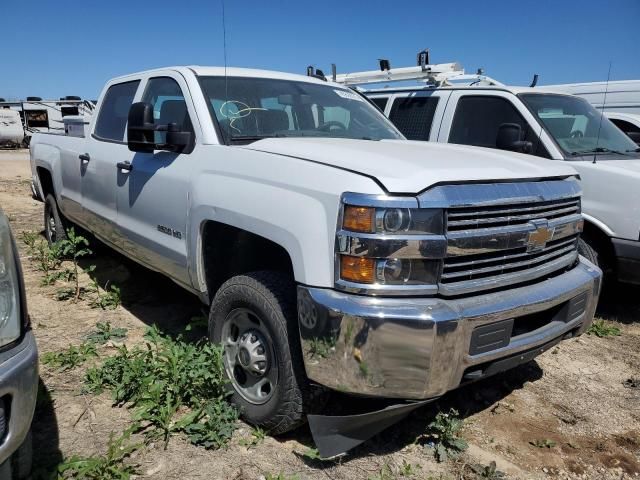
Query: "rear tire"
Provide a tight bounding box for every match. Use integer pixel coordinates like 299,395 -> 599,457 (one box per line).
44,194 -> 68,245
209,271 -> 312,434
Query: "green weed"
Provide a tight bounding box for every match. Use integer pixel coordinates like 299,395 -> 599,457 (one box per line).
468,461 -> 506,479
587,319 -> 621,338
239,426 -> 266,449
90,279 -> 121,310
41,343 -> 98,371
86,322 -> 128,345
58,228 -> 93,300
529,439 -> 556,449
264,474 -> 301,480
84,326 -> 237,449
425,408 -> 468,462
57,430 -> 140,479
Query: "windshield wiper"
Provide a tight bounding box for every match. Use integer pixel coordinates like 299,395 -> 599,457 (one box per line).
228,134 -> 286,142
569,147 -> 632,156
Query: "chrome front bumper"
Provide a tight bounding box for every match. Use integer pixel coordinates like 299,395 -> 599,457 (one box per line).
0,331 -> 38,465
298,257 -> 601,399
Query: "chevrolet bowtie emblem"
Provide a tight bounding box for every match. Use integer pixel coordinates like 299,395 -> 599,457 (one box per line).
526,220 -> 555,252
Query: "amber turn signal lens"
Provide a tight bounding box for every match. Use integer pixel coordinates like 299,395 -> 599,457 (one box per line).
343,206 -> 375,233
340,255 -> 375,284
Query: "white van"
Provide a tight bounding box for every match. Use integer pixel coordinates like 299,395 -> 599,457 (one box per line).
541,80 -> 640,115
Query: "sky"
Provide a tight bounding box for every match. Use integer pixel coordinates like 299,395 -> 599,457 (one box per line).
1,0 -> 639,100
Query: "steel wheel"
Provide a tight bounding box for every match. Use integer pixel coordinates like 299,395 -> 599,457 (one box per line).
221,307 -> 278,405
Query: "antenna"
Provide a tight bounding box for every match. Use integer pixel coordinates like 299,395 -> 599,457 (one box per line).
529,74 -> 539,87
221,0 -> 228,140
593,61 -> 612,163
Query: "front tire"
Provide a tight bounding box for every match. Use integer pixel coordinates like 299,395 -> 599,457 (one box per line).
578,238 -> 600,268
209,271 -> 309,434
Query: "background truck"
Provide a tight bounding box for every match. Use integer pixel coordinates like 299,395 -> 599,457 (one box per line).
350,60 -> 640,285
30,66 -> 601,437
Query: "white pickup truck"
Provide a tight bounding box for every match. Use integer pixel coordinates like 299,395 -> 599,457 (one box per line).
363,73 -> 640,285
30,66 -> 601,435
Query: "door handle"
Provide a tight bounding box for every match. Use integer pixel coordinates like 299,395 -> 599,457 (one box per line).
79,153 -> 90,163
117,161 -> 133,172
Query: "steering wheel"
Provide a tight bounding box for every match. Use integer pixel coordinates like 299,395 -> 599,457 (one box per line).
570,130 -> 584,138
317,121 -> 347,132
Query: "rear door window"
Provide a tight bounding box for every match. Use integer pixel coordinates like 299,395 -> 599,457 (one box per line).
449,95 -> 550,158
94,80 -> 140,142
370,97 -> 389,112
389,96 -> 439,141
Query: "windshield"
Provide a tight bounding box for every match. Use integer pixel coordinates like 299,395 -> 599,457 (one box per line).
199,76 -> 402,143
520,93 -> 639,158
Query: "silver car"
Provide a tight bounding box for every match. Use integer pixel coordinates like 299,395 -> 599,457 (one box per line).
0,208 -> 38,479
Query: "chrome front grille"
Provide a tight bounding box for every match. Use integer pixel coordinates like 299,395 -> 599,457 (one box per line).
428,182 -> 583,297
446,197 -> 581,231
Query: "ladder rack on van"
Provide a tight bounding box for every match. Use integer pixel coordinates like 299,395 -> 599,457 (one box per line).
323,50 -> 504,87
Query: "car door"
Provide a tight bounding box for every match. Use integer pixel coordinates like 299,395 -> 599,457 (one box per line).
82,80 -> 140,247
115,74 -> 196,287
438,90 -> 555,159
386,90 -> 451,142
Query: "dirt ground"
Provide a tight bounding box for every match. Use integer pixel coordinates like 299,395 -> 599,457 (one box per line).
1,149 -> 639,479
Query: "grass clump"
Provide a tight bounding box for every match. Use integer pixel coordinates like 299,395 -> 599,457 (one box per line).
587,319 -> 621,338
84,325 -> 238,449
90,280 -> 121,310
57,430 -> 140,479
425,408 -> 468,462
41,342 -> 98,371
468,461 -> 505,479
239,426 -> 266,449
86,322 -> 128,345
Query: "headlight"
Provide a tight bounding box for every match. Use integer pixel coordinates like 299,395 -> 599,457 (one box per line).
336,194 -> 445,296
0,214 -> 21,347
343,205 -> 443,234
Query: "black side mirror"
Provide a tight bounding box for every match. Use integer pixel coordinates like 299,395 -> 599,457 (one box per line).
127,102 -> 155,153
496,123 -> 533,154
165,123 -> 193,152
627,131 -> 640,146
127,102 -> 194,153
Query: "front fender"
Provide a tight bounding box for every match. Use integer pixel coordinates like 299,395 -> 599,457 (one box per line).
185,149 -> 384,295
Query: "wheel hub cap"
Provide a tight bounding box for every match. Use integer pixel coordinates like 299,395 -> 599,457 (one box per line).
237,330 -> 268,375
221,308 -> 278,405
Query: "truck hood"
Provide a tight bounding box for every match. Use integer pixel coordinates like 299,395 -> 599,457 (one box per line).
571,158 -> 640,177
242,138 -> 577,193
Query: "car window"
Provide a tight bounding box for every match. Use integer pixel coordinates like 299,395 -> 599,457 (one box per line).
450,95 -> 550,158
142,77 -> 193,144
370,97 -> 388,112
199,76 -> 402,143
94,80 -> 140,142
389,96 -> 439,141
610,118 -> 640,135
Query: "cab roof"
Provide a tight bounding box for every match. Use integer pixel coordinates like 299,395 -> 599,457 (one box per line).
110,65 -> 339,87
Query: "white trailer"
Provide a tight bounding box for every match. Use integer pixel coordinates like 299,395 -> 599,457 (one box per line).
0,109 -> 24,147
0,98 -> 95,145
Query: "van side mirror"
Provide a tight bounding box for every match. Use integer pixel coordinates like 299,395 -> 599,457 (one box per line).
127,102 -> 155,153
127,102 -> 194,153
496,123 -> 533,154
627,131 -> 640,146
